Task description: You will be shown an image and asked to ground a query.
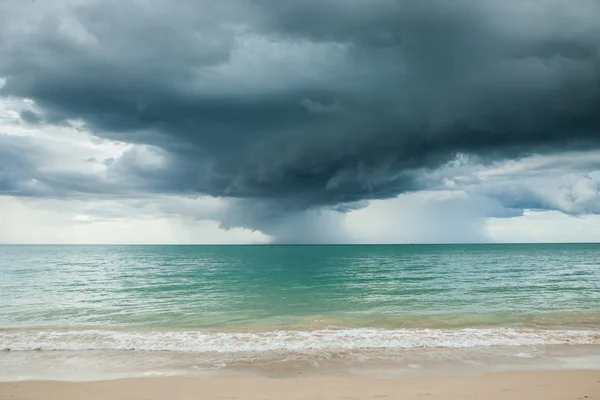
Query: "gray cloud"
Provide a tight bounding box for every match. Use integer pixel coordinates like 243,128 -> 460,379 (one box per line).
421,151 -> 600,218
1,0 -> 600,239
484,175 -> 600,215
19,110 -> 41,124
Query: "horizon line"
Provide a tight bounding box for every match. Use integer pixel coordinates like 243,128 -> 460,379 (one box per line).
1,242 -> 599,246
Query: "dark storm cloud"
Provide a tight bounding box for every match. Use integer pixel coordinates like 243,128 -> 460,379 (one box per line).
19,110 -> 41,124
1,0 -> 600,213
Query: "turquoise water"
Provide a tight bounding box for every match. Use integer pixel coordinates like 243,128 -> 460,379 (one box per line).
2,244 -> 599,329
1,244 -> 599,379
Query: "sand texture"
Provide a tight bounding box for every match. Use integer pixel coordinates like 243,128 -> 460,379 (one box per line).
1,370 -> 599,400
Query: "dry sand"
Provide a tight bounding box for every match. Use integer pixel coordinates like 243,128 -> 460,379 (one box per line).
1,370 -> 599,400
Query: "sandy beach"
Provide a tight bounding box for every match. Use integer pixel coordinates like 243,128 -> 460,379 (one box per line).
1,370 -> 599,400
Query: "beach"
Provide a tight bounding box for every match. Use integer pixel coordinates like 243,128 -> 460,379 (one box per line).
3,0 -> 600,395
1,244 -> 599,388
2,371 -> 599,400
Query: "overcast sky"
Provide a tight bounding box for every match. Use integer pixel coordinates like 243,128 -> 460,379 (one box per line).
1,0 -> 600,244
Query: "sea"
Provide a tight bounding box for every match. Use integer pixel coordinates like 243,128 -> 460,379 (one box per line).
1,244 -> 599,381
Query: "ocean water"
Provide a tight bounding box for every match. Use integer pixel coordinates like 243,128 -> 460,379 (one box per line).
1,244 -> 599,380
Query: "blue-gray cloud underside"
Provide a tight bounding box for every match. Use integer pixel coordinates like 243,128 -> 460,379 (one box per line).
1,0 -> 599,214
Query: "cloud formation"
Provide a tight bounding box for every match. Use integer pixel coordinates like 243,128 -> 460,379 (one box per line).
1,0 -> 600,241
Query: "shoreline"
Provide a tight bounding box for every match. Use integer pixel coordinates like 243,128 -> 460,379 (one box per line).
2,344 -> 600,382
1,370 -> 599,400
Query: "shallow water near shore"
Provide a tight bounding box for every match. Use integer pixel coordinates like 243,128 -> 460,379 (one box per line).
1,244 -> 599,380
3,343 -> 600,381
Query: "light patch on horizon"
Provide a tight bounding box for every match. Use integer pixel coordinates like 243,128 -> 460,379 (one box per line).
487,211 -> 600,243
3,192 -> 600,244
344,192 -> 491,244
0,197 -> 270,244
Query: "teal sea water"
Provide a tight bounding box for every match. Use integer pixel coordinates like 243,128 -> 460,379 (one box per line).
1,244 -> 599,380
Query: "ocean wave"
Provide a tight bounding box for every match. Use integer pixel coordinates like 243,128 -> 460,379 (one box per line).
2,328 -> 599,352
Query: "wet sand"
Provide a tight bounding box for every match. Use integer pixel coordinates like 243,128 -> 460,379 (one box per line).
1,370 -> 599,400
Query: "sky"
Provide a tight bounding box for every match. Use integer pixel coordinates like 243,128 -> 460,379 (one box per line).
1,0 -> 600,244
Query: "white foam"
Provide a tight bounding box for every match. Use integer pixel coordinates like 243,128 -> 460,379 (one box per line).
1,328 -> 598,352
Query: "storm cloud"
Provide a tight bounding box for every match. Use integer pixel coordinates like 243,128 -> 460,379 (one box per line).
1,0 -> 600,239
